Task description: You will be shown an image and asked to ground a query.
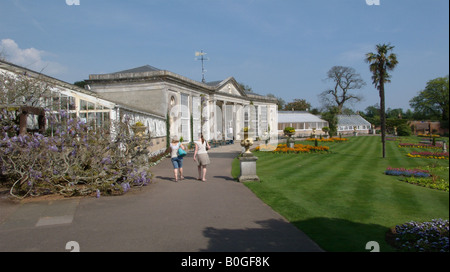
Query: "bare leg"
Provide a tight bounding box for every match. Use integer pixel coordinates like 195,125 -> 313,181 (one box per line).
179,168 -> 184,180
202,166 -> 207,181
173,169 -> 178,181
198,165 -> 202,180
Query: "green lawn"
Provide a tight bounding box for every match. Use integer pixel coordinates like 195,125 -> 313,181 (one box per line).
232,136 -> 449,252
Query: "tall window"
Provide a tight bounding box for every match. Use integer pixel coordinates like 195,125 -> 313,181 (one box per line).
244,106 -> 249,129
181,94 -> 190,141
192,96 -> 201,140
260,106 -> 267,135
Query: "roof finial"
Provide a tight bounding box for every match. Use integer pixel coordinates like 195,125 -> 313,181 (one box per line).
195,50 -> 209,83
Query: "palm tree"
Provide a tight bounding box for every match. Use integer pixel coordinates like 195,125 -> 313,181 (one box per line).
365,43 -> 398,158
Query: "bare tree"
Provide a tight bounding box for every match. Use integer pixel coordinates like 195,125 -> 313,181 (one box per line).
0,71 -> 54,107
320,66 -> 366,114
0,46 -> 8,61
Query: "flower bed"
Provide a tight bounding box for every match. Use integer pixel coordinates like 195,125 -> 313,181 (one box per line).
403,176 -> 449,192
417,133 -> 440,138
384,167 -> 431,178
407,151 -> 449,160
255,143 -> 329,153
305,137 -> 348,142
398,142 -> 443,149
387,219 -> 449,252
384,166 -> 448,191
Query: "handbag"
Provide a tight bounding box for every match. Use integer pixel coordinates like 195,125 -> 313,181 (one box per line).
178,147 -> 187,157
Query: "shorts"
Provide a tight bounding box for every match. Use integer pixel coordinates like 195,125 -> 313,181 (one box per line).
196,153 -> 210,166
171,157 -> 183,169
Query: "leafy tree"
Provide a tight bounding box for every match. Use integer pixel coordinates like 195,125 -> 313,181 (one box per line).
267,93 -> 286,110
74,80 -> 87,89
341,108 -> 356,115
360,104 -> 381,127
321,106 -> 339,137
319,66 -> 366,114
310,108 -> 321,115
284,99 -> 311,111
386,108 -> 405,119
396,123 -> 412,136
409,75 -> 449,121
238,83 -> 253,93
365,43 -> 398,158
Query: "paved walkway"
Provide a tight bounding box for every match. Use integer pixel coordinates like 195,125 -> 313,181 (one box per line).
0,143 -> 323,252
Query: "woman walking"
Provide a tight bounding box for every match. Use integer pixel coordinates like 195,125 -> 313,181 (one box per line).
193,134 -> 211,181
170,137 -> 186,182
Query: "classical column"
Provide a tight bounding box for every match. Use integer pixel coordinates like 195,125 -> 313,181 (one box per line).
232,103 -> 237,141
212,99 -> 217,140
222,101 -> 227,140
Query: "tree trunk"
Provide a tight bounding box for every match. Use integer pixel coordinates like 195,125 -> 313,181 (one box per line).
379,78 -> 386,158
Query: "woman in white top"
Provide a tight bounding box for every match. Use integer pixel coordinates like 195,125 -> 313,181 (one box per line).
170,137 -> 186,182
193,134 -> 211,181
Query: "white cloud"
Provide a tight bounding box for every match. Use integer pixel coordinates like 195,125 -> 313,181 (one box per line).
0,39 -> 67,75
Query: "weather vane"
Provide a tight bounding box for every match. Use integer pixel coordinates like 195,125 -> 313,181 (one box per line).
195,50 -> 209,83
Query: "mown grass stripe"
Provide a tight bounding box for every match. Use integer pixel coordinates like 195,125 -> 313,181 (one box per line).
240,135 -> 449,252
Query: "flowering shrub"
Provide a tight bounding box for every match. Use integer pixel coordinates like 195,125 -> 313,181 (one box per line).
407,151 -> 449,160
255,143 -> 329,153
0,111 -> 152,199
283,127 -> 295,135
398,143 -> 442,149
391,219 -> 449,252
384,167 -> 431,178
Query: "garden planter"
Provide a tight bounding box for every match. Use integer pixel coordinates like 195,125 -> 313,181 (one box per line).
132,125 -> 147,137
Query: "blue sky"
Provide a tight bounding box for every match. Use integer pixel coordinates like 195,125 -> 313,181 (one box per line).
1,0 -> 448,112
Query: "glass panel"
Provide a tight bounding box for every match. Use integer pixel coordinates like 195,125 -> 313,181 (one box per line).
96,112 -> 103,127
181,94 -> 189,118
52,96 -> 60,111
80,100 -> 87,111
181,119 -> 189,141
88,112 -> 95,125
69,97 -> 76,110
80,113 -> 87,123
61,95 -> 68,110
192,97 -> 200,119
103,112 -> 110,128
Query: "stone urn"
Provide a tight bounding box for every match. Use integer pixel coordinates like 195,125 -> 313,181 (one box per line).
241,137 -> 254,155
285,132 -> 295,148
131,123 -> 147,137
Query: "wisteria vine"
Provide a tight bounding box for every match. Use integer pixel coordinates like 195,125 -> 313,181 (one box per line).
0,109 -> 152,198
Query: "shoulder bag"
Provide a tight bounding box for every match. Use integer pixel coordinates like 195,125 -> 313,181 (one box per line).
178,147 -> 187,157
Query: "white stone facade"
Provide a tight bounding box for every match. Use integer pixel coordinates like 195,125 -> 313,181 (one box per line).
87,66 -> 278,144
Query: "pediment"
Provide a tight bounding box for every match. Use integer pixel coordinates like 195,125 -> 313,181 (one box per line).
215,78 -> 246,97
